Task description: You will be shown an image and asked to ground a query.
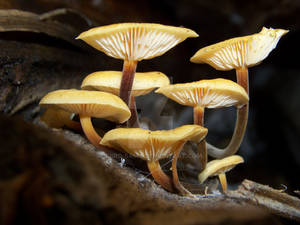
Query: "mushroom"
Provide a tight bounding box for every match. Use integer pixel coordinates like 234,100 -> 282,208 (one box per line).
156,78 -> 248,170
190,27 -> 288,158
41,108 -> 81,131
76,23 -> 198,112
100,125 -> 207,195
198,155 -> 244,192
81,70 -> 170,127
39,89 -> 131,148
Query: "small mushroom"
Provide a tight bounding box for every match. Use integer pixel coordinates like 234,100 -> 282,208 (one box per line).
81,70 -> 170,127
100,125 -> 207,196
76,23 -> 198,112
190,27 -> 288,158
40,89 -> 131,148
41,108 -> 81,131
198,155 -> 244,192
156,78 -> 248,170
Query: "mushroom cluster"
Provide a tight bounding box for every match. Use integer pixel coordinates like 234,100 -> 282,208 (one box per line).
39,23 -> 288,197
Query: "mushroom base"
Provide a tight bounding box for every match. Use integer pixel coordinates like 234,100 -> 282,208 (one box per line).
172,142 -> 196,198
147,160 -> 174,192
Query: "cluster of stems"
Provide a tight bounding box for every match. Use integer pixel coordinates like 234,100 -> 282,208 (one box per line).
207,67 -> 249,159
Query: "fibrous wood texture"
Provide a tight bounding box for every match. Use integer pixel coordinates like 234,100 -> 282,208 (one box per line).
0,115 -> 267,225
0,9 -> 107,116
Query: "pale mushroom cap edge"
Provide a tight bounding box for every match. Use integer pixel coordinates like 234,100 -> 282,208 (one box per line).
41,108 -> 74,128
100,125 -> 208,161
155,78 -> 249,108
76,23 -> 198,61
39,89 -> 131,123
81,71 -> 170,96
198,155 -> 244,184
190,27 -> 289,70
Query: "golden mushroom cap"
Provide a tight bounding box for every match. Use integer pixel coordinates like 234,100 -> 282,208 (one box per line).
190,27 -> 288,70
40,108 -> 74,128
156,78 -> 249,108
81,71 -> 170,96
100,125 -> 207,162
198,155 -> 244,184
76,23 -> 198,61
39,89 -> 131,123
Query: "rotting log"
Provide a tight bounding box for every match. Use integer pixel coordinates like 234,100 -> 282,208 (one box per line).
0,114 -> 269,225
0,8 -> 300,225
229,179 -> 300,220
1,114 -> 300,225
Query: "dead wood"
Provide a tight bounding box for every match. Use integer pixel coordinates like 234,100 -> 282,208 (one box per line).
0,9 -> 111,117
229,179 -> 300,221
0,7 -> 299,225
0,114 -> 269,225
0,9 -> 90,47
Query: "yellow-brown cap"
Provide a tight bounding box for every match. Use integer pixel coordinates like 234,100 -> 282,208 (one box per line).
81,71 -> 170,96
76,23 -> 198,61
100,125 -> 207,162
190,27 -> 288,70
156,78 -> 249,108
39,89 -> 131,123
40,108 -> 75,129
198,155 -> 244,184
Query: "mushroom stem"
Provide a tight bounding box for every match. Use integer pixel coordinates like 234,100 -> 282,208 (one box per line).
194,106 -> 207,171
193,106 -> 204,125
172,141 -> 195,197
128,96 -> 140,128
79,115 -> 102,147
218,172 -> 227,192
120,60 -> 138,106
236,66 -> 249,94
147,160 -> 174,192
207,67 -> 249,158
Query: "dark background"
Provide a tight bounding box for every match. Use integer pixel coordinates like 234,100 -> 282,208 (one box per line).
1,0 -> 300,193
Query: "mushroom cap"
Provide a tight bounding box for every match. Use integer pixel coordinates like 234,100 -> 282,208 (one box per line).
100,125 -> 208,162
76,23 -> 198,61
198,155 -> 244,184
81,71 -> 170,96
39,89 -> 131,123
190,27 -> 288,70
40,108 -> 75,128
155,78 -> 249,108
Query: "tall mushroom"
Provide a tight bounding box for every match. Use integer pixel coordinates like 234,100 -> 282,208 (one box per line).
100,125 -> 207,196
40,89 -> 131,148
190,27 -> 288,158
81,70 -> 170,127
198,155 -> 244,192
76,23 -> 198,111
156,78 -> 248,170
